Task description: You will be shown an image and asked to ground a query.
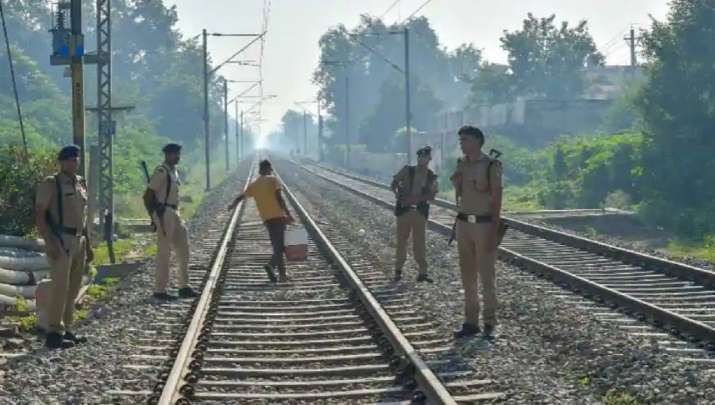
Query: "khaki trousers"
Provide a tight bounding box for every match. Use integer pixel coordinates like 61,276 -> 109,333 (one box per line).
456,220 -> 497,326
46,235 -> 85,334
395,209 -> 428,275
154,208 -> 189,293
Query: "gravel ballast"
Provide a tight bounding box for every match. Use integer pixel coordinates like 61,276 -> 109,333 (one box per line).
0,162 -> 250,404
278,161 -> 715,404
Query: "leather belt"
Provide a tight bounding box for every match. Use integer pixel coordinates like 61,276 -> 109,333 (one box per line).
456,213 -> 492,224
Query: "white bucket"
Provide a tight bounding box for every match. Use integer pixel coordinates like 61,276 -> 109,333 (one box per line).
285,227 -> 308,261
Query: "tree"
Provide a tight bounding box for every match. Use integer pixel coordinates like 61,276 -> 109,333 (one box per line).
468,62 -> 513,104
500,14 -> 604,100
359,74 -> 442,152
637,0 -> 715,236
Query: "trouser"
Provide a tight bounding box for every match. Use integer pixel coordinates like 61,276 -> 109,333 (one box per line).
46,235 -> 85,334
265,218 -> 286,277
395,209 -> 428,275
456,220 -> 497,326
154,208 -> 189,293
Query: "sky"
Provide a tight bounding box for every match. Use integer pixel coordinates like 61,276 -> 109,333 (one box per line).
163,0 -> 670,135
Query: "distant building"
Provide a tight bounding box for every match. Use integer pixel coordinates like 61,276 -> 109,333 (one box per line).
433,65 -> 645,146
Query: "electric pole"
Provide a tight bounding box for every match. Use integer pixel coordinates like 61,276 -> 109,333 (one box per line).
404,27 -> 412,165
317,99 -> 323,162
624,27 -> 638,67
345,75 -> 350,169
223,78 -> 229,172
303,110 -> 307,156
202,29 -> 211,190
71,0 -> 85,177
240,110 -> 244,160
96,0 -> 114,262
234,100 -> 239,164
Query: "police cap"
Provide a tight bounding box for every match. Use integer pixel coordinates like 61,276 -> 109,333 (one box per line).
162,143 -> 182,153
416,145 -> 432,157
57,145 -> 80,161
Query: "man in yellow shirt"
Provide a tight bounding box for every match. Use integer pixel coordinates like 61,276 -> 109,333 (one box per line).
228,160 -> 295,282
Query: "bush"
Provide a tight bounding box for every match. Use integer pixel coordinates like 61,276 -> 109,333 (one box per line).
603,190 -> 633,210
0,145 -> 56,236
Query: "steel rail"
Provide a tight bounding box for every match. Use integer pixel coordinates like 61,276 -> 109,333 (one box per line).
313,163 -> 715,287
275,169 -> 457,405
298,162 -> 715,346
157,163 -> 256,404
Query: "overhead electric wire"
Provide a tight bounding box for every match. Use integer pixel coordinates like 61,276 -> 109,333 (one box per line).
401,0 -> 435,23
380,0 -> 401,19
0,0 -> 28,156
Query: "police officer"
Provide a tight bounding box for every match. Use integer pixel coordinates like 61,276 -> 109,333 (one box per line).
143,143 -> 198,300
391,146 -> 438,283
450,126 -> 503,338
35,145 -> 93,349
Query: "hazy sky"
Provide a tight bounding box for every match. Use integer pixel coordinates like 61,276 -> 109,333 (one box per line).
164,0 -> 670,134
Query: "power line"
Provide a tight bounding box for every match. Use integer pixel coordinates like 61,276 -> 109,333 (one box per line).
380,0 -> 401,19
0,0 -> 28,156
401,0 -> 435,23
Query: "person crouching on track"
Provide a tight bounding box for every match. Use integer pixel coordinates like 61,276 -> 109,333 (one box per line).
228,160 -> 295,283
143,143 -> 198,301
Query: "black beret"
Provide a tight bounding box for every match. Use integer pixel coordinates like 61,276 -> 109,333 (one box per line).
162,143 -> 182,153
57,145 -> 80,161
416,145 -> 432,156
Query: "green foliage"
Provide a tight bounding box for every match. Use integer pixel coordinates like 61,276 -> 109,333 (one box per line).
603,390 -> 640,405
538,133 -> 644,209
501,14 -> 604,100
361,76 -> 443,152
600,83 -> 644,134
0,145 -> 56,236
469,13 -> 604,106
315,16 -> 479,147
667,235 -> 715,266
636,0 -> 715,238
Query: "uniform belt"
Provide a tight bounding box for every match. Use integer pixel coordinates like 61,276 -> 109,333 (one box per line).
456,213 -> 492,224
161,204 -> 178,210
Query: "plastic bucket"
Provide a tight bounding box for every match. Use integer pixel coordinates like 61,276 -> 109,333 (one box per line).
285,227 -> 308,261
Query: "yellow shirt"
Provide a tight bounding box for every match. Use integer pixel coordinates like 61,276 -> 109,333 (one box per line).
245,175 -> 285,221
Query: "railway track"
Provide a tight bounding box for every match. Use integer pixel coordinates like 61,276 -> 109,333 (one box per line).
111,161 -> 504,404
296,161 -> 715,356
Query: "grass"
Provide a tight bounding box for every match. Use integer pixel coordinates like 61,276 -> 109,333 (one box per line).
437,184 -> 544,213
603,390 -> 640,405
667,237 -> 715,266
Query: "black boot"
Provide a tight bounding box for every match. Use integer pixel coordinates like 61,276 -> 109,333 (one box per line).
63,331 -> 87,344
416,274 -> 434,283
453,323 -> 480,339
46,332 -> 74,349
153,292 -> 178,301
483,324 -> 496,338
178,287 -> 199,298
263,265 -> 277,283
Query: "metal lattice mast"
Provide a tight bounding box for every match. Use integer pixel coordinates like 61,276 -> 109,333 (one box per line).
96,0 -> 114,260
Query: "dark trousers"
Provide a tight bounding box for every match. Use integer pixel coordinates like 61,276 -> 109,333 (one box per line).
265,218 -> 286,276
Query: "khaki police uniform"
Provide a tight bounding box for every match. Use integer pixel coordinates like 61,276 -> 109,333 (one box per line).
452,152 -> 502,327
35,173 -> 88,334
393,165 -> 438,276
148,164 -> 189,294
